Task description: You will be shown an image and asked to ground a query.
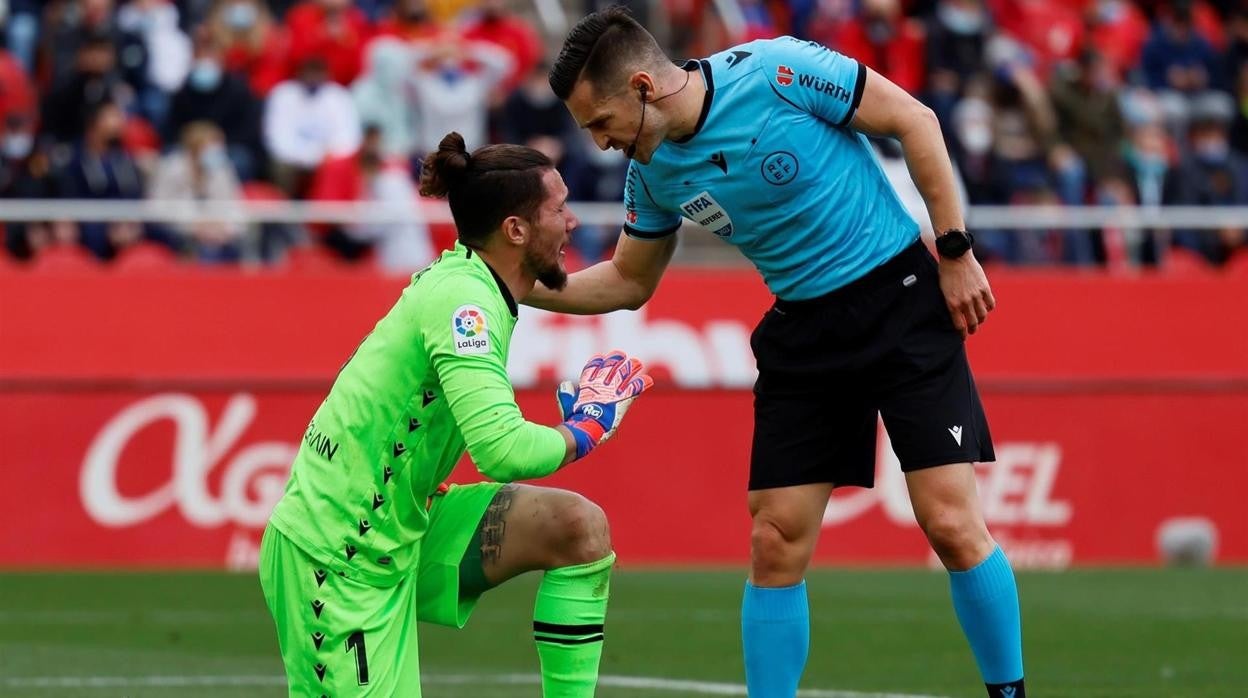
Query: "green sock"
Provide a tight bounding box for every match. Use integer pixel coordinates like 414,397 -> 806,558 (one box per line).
532,552 -> 615,697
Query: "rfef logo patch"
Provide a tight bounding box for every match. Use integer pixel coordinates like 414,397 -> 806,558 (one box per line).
452,305 -> 490,354
679,191 -> 734,238
776,65 -> 794,87
761,151 -> 799,185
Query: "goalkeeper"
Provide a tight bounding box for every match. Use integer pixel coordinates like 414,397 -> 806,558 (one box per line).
259,131 -> 651,697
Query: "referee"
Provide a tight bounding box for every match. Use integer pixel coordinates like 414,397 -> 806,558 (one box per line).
528,8 -> 1025,698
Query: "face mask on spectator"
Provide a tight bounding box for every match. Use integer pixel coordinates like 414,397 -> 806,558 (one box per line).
1194,138 -> 1230,164
189,60 -> 223,91
2,133 -> 33,160
937,3 -> 985,36
866,18 -> 894,43
523,79 -> 559,106
1130,150 -> 1167,179
1097,189 -> 1124,206
959,124 -> 992,154
226,2 -> 258,30
198,144 -> 230,171
953,98 -> 993,155
1096,0 -> 1126,23
437,63 -> 465,84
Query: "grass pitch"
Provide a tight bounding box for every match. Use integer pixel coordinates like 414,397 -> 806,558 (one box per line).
1,568 -> 1244,697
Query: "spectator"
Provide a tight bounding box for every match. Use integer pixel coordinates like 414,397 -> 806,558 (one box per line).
211,0 -> 290,97
1225,7 -> 1248,90
1171,92 -> 1248,264
308,124 -> 434,270
461,0 -> 542,96
989,0 -> 1085,80
38,0 -> 147,97
146,121 -> 244,262
1050,48 -> 1127,185
168,27 -> 265,181
971,44 -> 1095,264
984,50 -> 1064,205
285,0 -> 373,86
499,60 -> 608,257
561,129 -> 628,262
0,46 -> 37,143
6,0 -> 42,73
352,38 -> 419,163
499,61 -> 578,155
264,56 -> 362,197
813,0 -> 926,96
1141,1 -> 1224,95
1230,61 -> 1248,155
374,0 -> 440,42
408,35 -> 513,155
40,30 -> 132,144
54,102 -> 145,260
1086,0 -> 1151,81
116,0 -> 193,126
924,0 -> 991,124
1,136 -> 64,262
1110,92 -> 1180,266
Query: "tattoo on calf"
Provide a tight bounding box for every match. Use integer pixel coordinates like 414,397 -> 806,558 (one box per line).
479,485 -> 517,566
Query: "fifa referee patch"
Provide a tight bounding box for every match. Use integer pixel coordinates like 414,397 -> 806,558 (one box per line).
452,305 -> 491,355
679,191 -> 734,239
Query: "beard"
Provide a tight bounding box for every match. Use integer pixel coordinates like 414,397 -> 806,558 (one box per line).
524,244 -> 567,291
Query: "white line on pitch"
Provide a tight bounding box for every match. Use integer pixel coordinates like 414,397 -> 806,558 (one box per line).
1,673 -> 950,698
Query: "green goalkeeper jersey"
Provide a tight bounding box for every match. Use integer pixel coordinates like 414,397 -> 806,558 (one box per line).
269,243 -> 567,586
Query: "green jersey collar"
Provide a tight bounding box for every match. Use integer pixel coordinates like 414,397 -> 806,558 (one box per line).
460,243 -> 519,318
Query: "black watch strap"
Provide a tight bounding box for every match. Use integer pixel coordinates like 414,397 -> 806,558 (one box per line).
936,229 -> 974,259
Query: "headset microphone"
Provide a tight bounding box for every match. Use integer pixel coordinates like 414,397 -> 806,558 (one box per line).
625,84 -> 649,160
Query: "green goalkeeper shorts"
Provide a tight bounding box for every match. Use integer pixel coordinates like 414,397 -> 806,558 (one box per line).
258,481 -> 504,697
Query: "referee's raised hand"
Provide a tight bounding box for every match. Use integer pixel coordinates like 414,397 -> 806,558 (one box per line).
938,253 -> 996,338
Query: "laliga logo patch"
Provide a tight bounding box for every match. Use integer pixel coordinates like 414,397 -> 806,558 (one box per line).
776,65 -> 794,87
452,305 -> 491,354
626,209 -> 638,225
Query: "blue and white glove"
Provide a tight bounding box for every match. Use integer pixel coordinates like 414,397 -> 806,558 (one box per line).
559,350 -> 653,460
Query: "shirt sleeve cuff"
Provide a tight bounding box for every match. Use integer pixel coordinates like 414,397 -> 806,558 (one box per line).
623,222 -> 681,240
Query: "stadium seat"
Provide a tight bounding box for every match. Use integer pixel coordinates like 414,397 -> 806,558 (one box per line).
280,243 -> 358,274
112,241 -> 180,272
1162,246 -> 1213,276
241,181 -> 289,202
28,245 -> 102,273
1226,247 -> 1248,277
0,249 -> 17,275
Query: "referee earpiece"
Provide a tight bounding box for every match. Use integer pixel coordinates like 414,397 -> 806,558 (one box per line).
638,84 -> 648,103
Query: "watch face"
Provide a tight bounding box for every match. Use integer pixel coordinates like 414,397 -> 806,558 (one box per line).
938,231 -> 970,258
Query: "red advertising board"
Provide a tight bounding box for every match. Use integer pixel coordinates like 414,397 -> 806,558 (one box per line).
2,268 -> 1246,568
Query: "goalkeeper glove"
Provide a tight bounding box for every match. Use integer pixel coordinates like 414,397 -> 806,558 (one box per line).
559,350 -> 653,460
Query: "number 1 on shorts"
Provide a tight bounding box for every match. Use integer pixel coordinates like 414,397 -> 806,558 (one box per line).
346,630 -> 369,685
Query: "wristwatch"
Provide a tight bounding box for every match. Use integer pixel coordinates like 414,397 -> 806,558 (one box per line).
936,229 -> 975,260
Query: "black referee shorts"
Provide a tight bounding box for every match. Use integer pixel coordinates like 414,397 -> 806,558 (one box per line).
749,240 -> 994,491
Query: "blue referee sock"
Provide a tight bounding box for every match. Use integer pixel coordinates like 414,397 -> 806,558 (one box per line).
949,546 -> 1025,696
742,580 -> 809,698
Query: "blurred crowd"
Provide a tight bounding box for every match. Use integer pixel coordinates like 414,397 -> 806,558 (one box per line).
1,0 -> 1246,271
